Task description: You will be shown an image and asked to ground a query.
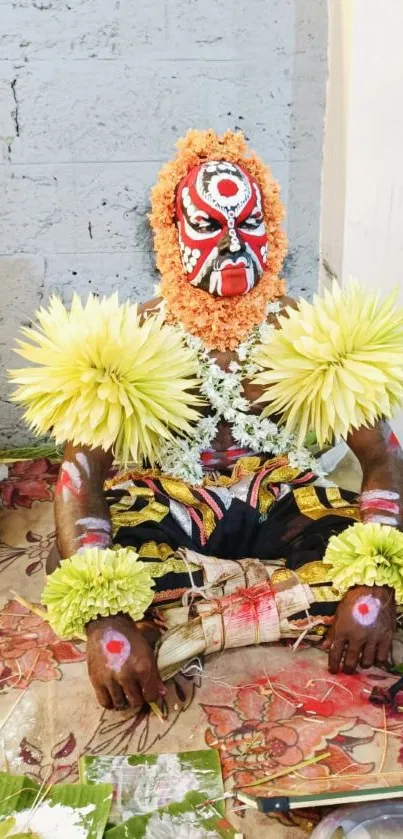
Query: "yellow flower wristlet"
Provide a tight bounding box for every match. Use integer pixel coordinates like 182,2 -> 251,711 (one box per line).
41,547 -> 155,639
323,522 -> 403,604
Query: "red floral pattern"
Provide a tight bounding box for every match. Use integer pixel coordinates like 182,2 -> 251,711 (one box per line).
0,458 -> 59,509
0,599 -> 86,689
202,661 -> 388,795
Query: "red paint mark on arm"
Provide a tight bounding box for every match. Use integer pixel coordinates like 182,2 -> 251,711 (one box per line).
388,431 -> 402,451
78,531 -> 111,549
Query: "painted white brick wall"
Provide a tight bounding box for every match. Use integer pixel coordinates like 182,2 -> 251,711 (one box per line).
0,0 -> 328,444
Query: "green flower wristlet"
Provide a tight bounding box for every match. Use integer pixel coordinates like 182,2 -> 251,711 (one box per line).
323,522 -> 403,603
41,547 -> 155,639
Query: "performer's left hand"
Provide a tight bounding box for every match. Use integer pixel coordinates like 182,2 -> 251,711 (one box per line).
323,585 -> 395,674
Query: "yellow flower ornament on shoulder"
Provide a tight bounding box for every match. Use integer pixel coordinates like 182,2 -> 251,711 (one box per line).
253,280 -> 403,447
10,293 -> 202,465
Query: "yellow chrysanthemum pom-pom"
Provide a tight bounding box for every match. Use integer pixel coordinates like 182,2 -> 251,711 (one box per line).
9,294 -> 202,464
253,280 -> 403,447
42,547 -> 155,638
323,522 -> 403,603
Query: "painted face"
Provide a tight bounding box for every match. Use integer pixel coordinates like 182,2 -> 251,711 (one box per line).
176,160 -> 268,297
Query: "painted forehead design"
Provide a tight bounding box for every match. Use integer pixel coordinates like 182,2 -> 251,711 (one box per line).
180,160 -> 261,220
197,161 -> 252,215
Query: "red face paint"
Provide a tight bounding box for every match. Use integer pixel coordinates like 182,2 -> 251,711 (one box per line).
176,160 -> 268,297
358,603 -> 369,616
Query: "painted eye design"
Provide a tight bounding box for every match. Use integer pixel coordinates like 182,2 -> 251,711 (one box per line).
191,217 -> 221,232
240,215 -> 264,230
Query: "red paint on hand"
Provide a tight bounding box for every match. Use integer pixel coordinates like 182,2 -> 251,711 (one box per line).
106,639 -> 125,655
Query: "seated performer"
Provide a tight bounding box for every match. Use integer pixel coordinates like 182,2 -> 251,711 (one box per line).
13,130 -> 403,711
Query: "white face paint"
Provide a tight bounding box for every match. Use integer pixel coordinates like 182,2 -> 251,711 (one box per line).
352,595 -> 381,627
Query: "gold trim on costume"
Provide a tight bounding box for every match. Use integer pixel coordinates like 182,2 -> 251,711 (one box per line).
258,483 -> 276,515
268,466 -> 301,482
110,500 -> 168,534
138,541 -> 176,561
128,486 -> 154,498
270,568 -> 294,585
297,561 -> 333,585
160,478 -> 216,538
325,486 -> 354,508
311,585 -> 340,602
294,487 -> 328,517
145,559 -> 195,578
294,486 -> 359,521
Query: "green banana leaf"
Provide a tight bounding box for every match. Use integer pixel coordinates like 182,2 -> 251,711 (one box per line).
80,749 -> 225,823
106,791 -> 237,838
0,775 -> 112,839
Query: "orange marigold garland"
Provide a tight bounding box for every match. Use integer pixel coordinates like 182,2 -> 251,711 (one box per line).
149,129 -> 287,351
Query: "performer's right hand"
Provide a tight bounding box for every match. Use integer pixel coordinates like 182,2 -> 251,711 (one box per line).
85,613 -> 166,711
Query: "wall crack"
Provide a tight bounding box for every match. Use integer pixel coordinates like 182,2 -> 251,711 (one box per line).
11,79 -> 20,138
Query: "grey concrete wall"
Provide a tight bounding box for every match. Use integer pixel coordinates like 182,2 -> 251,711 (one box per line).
0,0 -> 328,445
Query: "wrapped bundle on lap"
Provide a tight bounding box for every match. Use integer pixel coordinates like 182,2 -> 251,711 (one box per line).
156,552 -> 315,679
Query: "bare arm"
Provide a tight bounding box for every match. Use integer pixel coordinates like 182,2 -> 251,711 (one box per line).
325,420 -> 401,674
50,442 -> 164,711
347,420 -> 403,526
50,442 -> 113,569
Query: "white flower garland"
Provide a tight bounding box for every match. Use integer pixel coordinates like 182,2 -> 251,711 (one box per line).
157,300 -> 323,485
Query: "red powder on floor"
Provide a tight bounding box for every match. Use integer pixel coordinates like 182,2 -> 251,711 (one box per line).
301,698 -> 335,717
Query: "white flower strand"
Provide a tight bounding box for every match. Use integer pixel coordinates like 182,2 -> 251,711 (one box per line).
158,301 -> 322,484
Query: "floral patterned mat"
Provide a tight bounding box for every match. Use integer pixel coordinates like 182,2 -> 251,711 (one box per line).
1,458 -> 403,839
